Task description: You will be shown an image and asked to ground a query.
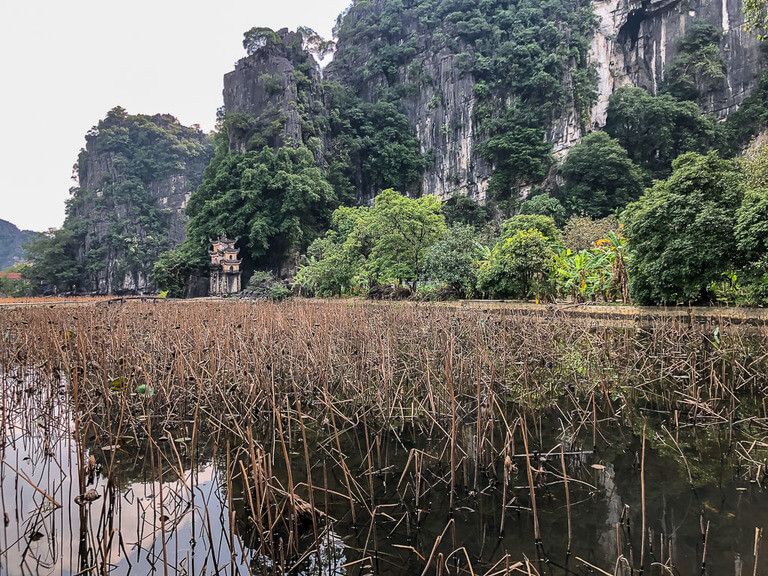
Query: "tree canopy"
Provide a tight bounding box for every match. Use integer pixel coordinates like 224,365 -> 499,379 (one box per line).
604,87 -> 715,179
559,132 -> 645,218
622,152 -> 745,304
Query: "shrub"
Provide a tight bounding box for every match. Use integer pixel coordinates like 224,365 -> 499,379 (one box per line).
423,225 -> 483,298
478,229 -> 556,300
242,271 -> 291,301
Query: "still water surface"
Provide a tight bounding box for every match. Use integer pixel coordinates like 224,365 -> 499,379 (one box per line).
1,397 -> 766,576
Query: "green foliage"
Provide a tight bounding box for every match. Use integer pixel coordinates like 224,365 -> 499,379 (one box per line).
245,270 -> 292,300
501,214 -> 562,247
736,186 -> 768,263
324,84 -> 425,202
744,0 -> 768,39
519,194 -> 566,226
152,244 -> 205,298
622,152 -> 745,304
423,224 -> 484,297
23,228 -> 84,293
555,232 -> 629,303
331,0 -> 597,198
661,23 -> 725,103
717,73 -> 768,155
366,190 -> 447,285
0,264 -> 35,298
480,110 -> 553,201
294,232 -> 362,296
26,107 -> 211,293
563,215 -> 620,252
184,142 -> 336,273
295,189 -> 446,293
443,194 -> 493,229
243,27 -> 282,55
604,87 -> 716,179
709,264 -> 768,307
478,229 -> 556,300
732,146 -> 768,305
559,132 -> 646,217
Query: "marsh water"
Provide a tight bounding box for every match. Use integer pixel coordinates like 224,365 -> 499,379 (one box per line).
3,301 -> 768,576
2,396 -> 767,576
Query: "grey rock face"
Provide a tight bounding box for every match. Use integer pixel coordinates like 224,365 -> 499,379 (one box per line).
222,29 -> 324,152
327,33 -> 492,202
588,0 -> 763,127
328,0 -> 762,191
397,51 -> 492,202
72,111 -> 211,293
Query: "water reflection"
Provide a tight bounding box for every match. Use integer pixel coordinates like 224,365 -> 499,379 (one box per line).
2,384 -> 767,575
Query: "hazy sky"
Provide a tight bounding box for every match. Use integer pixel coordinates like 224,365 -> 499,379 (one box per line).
0,1 -> 351,231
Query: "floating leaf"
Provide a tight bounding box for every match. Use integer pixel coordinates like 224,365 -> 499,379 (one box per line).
135,384 -> 155,396
109,377 -> 126,392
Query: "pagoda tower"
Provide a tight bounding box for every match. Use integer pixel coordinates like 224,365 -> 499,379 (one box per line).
209,237 -> 242,296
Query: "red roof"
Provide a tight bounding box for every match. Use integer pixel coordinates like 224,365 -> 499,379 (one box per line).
0,272 -> 22,280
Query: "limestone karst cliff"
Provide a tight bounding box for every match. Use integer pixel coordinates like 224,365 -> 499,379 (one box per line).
219,0 -> 762,205
67,108 -> 212,293
222,28 -> 326,153
590,0 -> 763,124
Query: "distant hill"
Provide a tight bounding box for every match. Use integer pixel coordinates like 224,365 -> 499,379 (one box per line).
0,219 -> 41,270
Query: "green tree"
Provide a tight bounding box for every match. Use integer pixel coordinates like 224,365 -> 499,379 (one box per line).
443,194 -> 493,229
622,152 -> 745,304
367,190 -> 447,287
735,147 -> 768,262
604,87 -> 716,179
423,224 -> 484,297
500,214 -> 562,246
295,190 -> 447,293
152,243 -> 206,298
294,232 -> 362,296
324,84 -> 425,203
559,132 -> 646,217
662,23 -> 726,102
519,194 -> 567,226
717,75 -> 768,155
478,229 -> 556,300
184,143 -> 337,273
481,111 -> 554,203
23,228 -> 83,294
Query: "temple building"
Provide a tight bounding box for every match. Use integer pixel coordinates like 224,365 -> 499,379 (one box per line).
209,237 -> 242,296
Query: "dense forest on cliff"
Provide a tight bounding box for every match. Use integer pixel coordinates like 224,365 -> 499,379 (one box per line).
25,108 -> 211,294
19,0 -> 768,305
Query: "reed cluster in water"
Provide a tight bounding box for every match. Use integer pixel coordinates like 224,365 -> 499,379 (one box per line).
1,300 -> 767,575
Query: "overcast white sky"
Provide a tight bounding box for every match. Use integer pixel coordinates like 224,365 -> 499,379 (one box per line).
0,1 -> 351,231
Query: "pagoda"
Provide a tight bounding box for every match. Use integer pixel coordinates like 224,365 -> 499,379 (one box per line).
209,237 -> 242,296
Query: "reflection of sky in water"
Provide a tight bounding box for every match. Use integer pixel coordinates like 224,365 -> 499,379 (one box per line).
0,421 -> 346,576
3,405 -> 768,575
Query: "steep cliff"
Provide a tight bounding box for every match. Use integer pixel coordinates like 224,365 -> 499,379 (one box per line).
222,28 -> 326,153
67,108 -> 212,293
589,0 -> 764,127
0,219 -> 40,270
323,0 -> 763,201
327,0 -> 598,202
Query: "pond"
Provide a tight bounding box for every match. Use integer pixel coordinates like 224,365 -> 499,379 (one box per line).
2,396 -> 766,575
1,301 -> 767,575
